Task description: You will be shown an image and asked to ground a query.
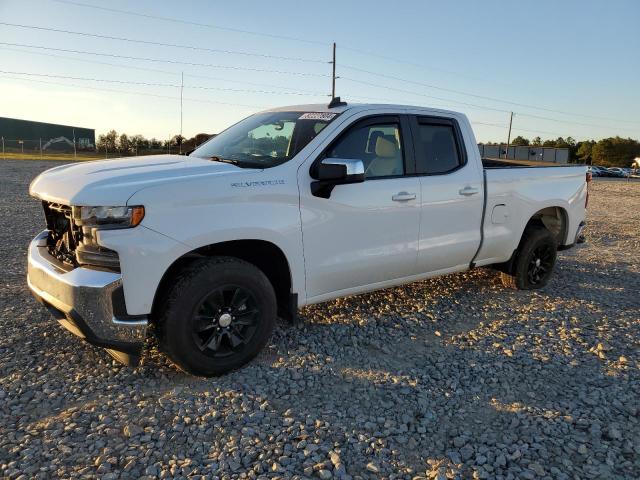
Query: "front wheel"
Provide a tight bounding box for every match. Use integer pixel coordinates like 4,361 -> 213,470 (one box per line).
501,226 -> 557,290
158,257 -> 276,376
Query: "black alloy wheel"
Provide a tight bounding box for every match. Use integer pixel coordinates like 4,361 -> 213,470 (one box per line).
158,257 -> 277,376
500,225 -> 558,290
526,244 -> 555,286
192,285 -> 259,357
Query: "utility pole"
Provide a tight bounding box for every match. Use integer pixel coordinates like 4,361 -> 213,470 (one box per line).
505,111 -> 513,159
331,42 -> 336,100
180,71 -> 184,154
73,128 -> 77,159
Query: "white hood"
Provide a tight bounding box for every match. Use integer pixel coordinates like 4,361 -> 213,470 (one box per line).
29,154 -> 252,206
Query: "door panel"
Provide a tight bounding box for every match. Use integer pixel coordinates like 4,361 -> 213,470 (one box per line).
411,116 -> 483,272
300,115 -> 421,299
301,178 -> 421,297
417,169 -> 483,272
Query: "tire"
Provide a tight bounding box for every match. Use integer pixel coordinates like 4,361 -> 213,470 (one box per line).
500,226 -> 557,290
157,256 -> 276,376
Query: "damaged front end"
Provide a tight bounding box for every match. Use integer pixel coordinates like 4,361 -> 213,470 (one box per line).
27,202 -> 147,366
42,201 -> 121,272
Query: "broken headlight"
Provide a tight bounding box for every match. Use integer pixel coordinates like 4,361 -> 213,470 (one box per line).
73,205 -> 145,229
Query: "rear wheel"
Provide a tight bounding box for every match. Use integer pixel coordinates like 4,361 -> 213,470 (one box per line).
500,226 -> 557,290
158,257 -> 276,376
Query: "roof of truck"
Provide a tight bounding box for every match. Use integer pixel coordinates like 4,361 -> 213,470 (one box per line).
261,103 -> 353,114
260,102 -> 460,117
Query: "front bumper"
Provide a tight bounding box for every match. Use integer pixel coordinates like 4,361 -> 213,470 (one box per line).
27,230 -> 147,366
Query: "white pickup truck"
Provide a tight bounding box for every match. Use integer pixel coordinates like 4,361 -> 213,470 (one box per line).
28,102 -> 588,376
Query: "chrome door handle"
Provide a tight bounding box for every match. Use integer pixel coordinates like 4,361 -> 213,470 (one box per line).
392,191 -> 416,202
459,186 -> 479,196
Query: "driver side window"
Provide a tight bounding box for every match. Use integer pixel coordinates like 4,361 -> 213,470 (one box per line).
327,122 -> 404,179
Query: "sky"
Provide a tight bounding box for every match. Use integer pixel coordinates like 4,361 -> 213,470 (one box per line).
0,0 -> 639,143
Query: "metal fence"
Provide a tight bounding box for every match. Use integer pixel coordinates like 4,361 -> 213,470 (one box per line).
479,144 -> 570,164
0,137 -> 184,160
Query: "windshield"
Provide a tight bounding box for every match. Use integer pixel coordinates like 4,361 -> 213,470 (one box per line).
190,111 -> 339,168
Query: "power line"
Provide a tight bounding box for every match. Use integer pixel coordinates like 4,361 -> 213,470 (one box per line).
0,42 -> 330,77
0,70 -> 179,87
511,127 -> 572,137
0,22 -> 326,63
5,13 -> 636,131
49,0 -> 329,46
340,77 -> 511,113
515,111 -> 640,132
472,121 -> 509,128
340,45 -> 510,87
183,72 -> 326,95
342,90 -> 503,116
0,74 -> 617,141
0,70 -> 328,98
0,45 -> 329,95
6,21 -> 636,129
8,42 -> 624,133
341,90 -> 612,138
0,74 -> 267,109
0,45 -> 179,77
340,63 -> 640,125
339,77 -> 640,133
472,121 -> 572,138
341,89 -> 611,137
48,0 -> 510,90
339,91 -> 566,135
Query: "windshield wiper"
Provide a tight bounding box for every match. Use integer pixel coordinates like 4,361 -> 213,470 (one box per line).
208,155 -> 240,165
207,156 -> 264,168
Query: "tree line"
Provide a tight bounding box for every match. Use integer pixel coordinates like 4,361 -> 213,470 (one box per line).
96,131 -> 213,154
485,135 -> 640,167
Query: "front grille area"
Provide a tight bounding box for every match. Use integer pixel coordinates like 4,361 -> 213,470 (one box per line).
42,201 -> 120,271
43,201 -> 81,267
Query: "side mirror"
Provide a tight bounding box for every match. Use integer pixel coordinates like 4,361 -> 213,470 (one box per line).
311,158 -> 365,198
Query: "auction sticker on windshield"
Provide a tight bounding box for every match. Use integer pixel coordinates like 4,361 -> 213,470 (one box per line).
299,112 -> 337,120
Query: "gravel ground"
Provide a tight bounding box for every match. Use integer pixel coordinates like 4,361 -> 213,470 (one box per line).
1,160 -> 639,480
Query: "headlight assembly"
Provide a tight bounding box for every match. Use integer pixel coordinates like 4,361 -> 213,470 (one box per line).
73,205 -> 145,229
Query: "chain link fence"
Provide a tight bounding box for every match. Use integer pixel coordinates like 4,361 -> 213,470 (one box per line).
0,137 -> 186,160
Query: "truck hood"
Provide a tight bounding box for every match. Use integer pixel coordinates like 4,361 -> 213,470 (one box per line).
29,154 -> 254,205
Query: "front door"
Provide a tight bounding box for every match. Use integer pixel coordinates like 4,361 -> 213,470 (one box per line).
299,115 -> 421,300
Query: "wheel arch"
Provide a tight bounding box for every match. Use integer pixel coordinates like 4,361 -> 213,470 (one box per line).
151,239 -> 296,323
523,205 -> 569,246
495,205 -> 568,275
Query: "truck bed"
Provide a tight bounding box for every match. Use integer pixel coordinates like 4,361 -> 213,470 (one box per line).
482,157 -> 581,168
474,162 -> 588,267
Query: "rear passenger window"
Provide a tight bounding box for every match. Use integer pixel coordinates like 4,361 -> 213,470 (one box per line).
415,123 -> 462,174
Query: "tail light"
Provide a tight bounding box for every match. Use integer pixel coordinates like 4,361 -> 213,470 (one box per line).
585,171 -> 592,208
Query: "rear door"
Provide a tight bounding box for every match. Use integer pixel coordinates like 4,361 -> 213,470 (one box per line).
299,114 -> 421,299
410,115 -> 484,273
